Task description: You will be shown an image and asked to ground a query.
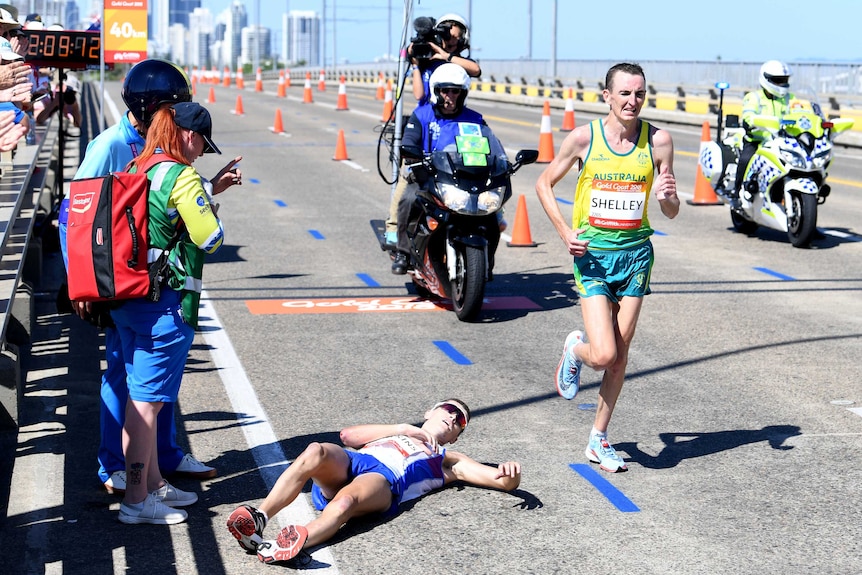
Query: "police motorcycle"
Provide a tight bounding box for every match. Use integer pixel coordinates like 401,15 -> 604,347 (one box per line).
375,125 -> 537,322
698,82 -> 854,248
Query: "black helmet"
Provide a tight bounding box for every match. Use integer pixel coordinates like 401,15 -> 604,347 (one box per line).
122,59 -> 192,126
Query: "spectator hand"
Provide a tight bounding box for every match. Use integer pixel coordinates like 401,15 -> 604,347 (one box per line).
0,110 -> 26,151
0,81 -> 34,104
0,62 -> 31,91
212,155 -> 243,195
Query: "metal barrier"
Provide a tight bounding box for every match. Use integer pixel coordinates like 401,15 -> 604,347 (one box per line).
0,117 -> 61,428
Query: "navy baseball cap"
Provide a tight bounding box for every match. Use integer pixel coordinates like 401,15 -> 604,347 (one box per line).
172,101 -> 221,154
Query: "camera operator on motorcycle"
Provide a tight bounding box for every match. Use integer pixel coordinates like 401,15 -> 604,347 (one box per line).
392,63 -> 503,276
382,14 -> 482,253
408,13 -> 481,105
732,60 -> 795,203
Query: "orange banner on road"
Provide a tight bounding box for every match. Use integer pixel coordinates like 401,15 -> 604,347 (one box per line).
246,296 -> 542,315
104,0 -> 148,64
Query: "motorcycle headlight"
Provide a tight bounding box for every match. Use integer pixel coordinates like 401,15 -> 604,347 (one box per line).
780,148 -> 807,169
477,188 -> 505,214
439,183 -> 471,211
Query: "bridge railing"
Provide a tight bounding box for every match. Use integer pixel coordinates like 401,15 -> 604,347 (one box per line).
0,117 -> 61,428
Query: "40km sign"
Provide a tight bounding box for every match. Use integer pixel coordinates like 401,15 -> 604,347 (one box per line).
104,0 -> 147,64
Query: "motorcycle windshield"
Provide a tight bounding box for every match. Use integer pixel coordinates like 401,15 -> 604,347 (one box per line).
428,124 -> 512,216
429,124 -> 510,186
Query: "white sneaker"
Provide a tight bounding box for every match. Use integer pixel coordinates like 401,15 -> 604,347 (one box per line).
104,470 -> 126,495
119,493 -> 187,525
152,480 -> 198,507
171,453 -> 217,479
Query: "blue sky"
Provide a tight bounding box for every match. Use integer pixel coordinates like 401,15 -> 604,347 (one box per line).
198,0 -> 855,64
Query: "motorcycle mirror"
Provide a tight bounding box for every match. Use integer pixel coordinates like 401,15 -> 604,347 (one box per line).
513,149 -> 539,171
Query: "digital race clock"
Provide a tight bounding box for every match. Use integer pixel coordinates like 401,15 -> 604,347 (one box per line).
24,29 -> 103,70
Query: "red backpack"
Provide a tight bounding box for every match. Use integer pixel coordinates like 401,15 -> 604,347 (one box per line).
66,154 -> 178,303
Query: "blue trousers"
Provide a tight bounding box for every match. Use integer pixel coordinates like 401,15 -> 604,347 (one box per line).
59,219 -> 184,483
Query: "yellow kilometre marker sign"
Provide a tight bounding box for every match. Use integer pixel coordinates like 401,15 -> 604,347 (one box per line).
104,0 -> 148,64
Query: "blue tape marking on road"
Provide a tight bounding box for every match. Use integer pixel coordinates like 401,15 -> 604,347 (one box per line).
653,230 -> 667,236
569,463 -> 640,512
356,273 -> 380,287
274,200 -> 287,207
249,178 -> 260,184
753,267 -> 795,281
308,230 -> 325,239
432,341 -> 472,365
556,196 -> 573,205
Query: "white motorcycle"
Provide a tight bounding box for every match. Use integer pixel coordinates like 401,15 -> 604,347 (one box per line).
699,83 -> 854,247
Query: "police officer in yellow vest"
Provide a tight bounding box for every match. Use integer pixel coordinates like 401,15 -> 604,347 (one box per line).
733,60 -> 795,197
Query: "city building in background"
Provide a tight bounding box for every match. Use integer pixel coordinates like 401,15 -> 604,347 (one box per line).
240,24 -> 269,69
286,10 -> 320,68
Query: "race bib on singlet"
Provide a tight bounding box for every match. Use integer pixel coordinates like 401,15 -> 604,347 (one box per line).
589,179 -> 648,230
361,435 -> 439,473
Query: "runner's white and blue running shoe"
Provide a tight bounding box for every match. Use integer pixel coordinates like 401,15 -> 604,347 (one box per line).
555,330 -> 584,400
585,435 -> 628,473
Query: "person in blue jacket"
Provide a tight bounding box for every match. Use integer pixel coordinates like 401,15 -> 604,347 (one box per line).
60,59 -> 242,495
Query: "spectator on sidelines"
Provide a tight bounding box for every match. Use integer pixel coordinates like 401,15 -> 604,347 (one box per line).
59,59 -> 242,497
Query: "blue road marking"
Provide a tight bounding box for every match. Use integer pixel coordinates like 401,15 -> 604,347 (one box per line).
569,463 -> 640,512
274,200 -> 287,207
356,273 -> 380,287
653,230 -> 667,236
248,178 -> 260,184
754,267 -> 795,281
308,230 -> 325,239
432,341 -> 472,365
555,196 -> 573,205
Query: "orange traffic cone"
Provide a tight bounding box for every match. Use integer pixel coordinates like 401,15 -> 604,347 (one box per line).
223,67 -> 231,87
375,72 -> 385,100
277,71 -> 286,98
506,195 -> 538,247
333,129 -> 349,161
303,72 -> 313,103
255,67 -> 263,92
191,75 -> 197,96
318,69 -> 326,91
381,80 -> 393,121
207,86 -> 216,104
285,69 -> 291,88
537,101 -> 555,163
270,108 -> 284,134
561,88 -> 575,132
236,69 -> 245,90
687,120 -> 722,206
231,95 -> 244,115
211,66 -> 218,83
335,75 -> 349,111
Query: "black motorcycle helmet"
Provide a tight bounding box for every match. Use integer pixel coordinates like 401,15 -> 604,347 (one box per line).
121,58 -> 192,127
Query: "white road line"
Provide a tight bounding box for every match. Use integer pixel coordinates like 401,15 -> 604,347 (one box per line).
848,407 -> 862,418
198,290 -> 339,573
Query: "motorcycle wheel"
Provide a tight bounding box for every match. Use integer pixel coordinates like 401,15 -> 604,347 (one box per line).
787,192 -> 817,248
451,244 -> 486,322
730,209 -> 758,235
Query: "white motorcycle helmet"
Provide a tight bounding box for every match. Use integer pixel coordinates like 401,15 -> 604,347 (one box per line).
429,63 -> 471,109
436,13 -> 470,52
759,60 -> 792,98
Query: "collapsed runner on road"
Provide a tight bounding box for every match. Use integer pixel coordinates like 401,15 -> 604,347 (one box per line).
226,399 -> 521,565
